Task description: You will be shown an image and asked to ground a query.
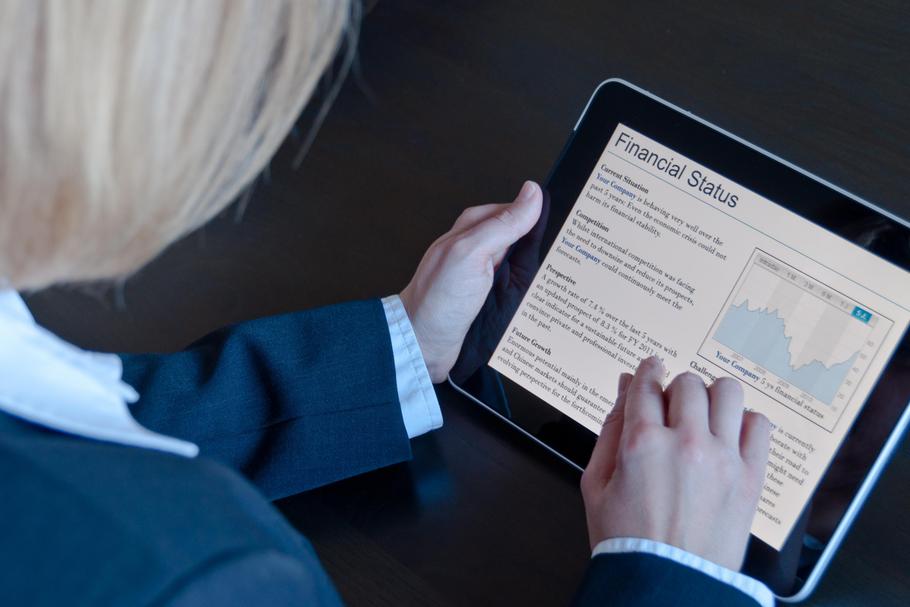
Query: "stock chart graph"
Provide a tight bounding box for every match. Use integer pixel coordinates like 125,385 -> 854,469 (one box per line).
700,251 -> 892,431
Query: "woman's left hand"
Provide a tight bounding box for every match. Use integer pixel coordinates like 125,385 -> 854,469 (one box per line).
400,181 -> 543,383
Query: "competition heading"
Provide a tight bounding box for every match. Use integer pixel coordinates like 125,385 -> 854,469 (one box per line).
615,131 -> 740,208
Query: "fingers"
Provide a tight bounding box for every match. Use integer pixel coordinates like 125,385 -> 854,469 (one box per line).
623,356 -> 666,428
666,372 -> 709,430
708,378 -> 745,444
462,181 -> 542,255
583,372 -> 633,485
740,411 -> 772,470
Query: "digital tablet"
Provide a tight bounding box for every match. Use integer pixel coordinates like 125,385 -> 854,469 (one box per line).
449,79 -> 910,601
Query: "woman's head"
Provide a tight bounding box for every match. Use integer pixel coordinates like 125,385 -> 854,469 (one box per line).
0,0 -> 348,290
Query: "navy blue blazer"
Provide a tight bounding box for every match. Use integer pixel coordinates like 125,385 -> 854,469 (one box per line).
0,299 -> 761,606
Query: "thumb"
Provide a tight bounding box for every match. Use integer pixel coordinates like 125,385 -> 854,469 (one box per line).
465,181 -> 542,255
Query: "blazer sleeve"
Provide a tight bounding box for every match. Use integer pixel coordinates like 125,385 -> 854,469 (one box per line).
571,553 -> 764,607
162,550 -> 343,607
120,299 -> 413,501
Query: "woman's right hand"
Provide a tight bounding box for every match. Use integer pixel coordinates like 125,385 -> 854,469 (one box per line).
580,356 -> 772,571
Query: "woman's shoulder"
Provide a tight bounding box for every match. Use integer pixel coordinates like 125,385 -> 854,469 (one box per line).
0,412 -> 327,606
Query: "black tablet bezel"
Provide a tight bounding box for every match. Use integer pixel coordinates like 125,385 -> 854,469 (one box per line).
449,79 -> 910,600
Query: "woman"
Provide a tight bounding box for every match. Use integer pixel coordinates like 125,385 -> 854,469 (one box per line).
0,2 -> 772,605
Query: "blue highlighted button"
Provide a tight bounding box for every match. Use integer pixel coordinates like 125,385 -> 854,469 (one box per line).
852,306 -> 872,323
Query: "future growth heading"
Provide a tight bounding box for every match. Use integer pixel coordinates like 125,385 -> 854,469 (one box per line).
614,131 -> 739,208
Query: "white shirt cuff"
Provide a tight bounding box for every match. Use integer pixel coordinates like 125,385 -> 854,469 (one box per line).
592,537 -> 774,607
381,295 -> 443,438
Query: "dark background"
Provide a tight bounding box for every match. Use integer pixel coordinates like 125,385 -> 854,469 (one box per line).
25,2 -> 909,605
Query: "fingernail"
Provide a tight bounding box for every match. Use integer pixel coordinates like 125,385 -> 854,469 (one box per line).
517,180 -> 537,202
639,355 -> 663,371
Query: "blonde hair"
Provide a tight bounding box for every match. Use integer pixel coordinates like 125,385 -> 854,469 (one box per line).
0,0 -> 349,290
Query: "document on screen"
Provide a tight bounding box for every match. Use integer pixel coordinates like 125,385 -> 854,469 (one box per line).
489,124 -> 910,549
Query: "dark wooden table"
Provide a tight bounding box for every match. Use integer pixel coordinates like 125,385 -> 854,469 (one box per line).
26,2 -> 910,605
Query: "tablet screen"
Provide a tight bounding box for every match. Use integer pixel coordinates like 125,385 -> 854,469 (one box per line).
488,124 -> 910,551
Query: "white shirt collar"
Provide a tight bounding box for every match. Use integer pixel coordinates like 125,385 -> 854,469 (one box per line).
0,289 -> 198,457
